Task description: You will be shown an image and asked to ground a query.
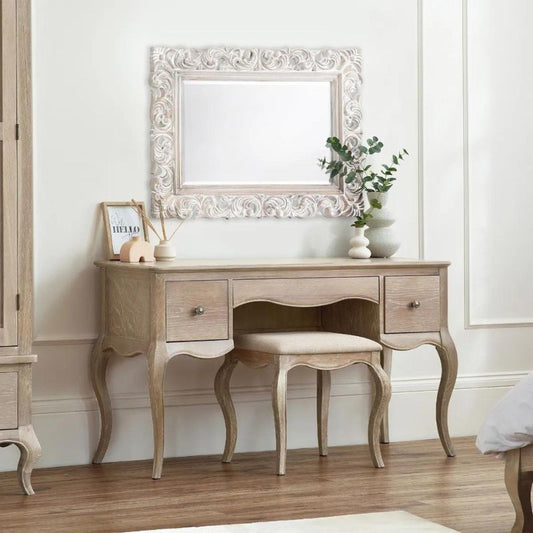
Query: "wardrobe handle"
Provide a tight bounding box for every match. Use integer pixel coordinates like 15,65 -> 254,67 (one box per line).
410,300 -> 421,309
194,306 -> 205,316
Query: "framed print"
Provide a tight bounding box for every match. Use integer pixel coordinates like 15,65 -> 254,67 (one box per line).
101,202 -> 149,260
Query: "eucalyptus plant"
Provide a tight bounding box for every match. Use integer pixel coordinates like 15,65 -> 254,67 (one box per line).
318,136 -> 408,227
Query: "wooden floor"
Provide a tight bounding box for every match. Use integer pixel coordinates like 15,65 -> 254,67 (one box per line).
0,437 -> 517,532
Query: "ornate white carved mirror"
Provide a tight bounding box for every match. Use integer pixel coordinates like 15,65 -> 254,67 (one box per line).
150,47 -> 362,218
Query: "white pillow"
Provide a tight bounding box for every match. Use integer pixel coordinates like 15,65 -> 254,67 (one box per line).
476,371 -> 533,454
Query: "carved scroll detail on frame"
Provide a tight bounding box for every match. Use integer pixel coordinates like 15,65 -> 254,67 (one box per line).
150,47 -> 363,219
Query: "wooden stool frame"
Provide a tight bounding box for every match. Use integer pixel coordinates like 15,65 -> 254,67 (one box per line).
215,348 -> 391,475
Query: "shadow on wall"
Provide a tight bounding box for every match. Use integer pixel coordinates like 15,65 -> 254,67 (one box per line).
301,218 -> 351,257
35,207 -> 106,341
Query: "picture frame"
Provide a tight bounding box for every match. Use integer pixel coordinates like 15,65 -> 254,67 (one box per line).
101,202 -> 149,260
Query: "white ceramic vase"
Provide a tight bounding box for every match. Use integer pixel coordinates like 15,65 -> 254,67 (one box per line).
365,191 -> 400,258
348,226 -> 371,259
154,240 -> 176,262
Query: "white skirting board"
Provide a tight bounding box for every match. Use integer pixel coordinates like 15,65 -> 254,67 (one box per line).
0,371 -> 524,471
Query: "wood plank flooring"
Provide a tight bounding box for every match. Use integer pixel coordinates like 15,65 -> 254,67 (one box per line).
0,437 -> 516,532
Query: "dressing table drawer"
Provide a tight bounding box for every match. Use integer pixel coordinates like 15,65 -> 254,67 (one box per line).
0,372 -> 17,430
233,276 -> 379,307
166,281 -> 229,342
385,276 -> 441,333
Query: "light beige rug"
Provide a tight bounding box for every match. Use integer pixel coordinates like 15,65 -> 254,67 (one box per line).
132,511 -> 459,532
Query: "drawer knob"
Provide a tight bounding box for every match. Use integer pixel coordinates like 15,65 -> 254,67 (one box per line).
410,300 -> 421,309
194,306 -> 205,316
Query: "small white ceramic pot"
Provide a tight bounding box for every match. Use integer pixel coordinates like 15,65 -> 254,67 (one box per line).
348,226 -> 371,259
154,240 -> 176,262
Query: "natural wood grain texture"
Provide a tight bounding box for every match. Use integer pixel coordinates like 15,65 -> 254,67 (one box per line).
0,372 -> 17,428
379,347 -> 392,444
0,0 -> 40,495
321,299 -> 381,342
107,270 -> 150,340
367,354 -> 392,468
14,424 -> 41,495
16,0 -> 34,355
233,276 -> 379,307
147,276 -> 171,479
0,438 -> 515,533
380,331 -> 442,350
90,340 -> 113,465
166,339 -> 235,359
0,355 -> 36,364
214,356 -> 238,463
166,280 -> 229,341
505,446 -> 533,532
0,361 -> 41,494
95,257 -> 450,272
93,259 -> 457,478
219,347 -> 389,476
317,369 -> 330,457
272,360 -> 289,475
147,343 -> 169,480
385,275 -> 440,333
0,0 -> 18,345
436,328 -> 458,457
522,446 -> 533,471
234,302 -> 321,334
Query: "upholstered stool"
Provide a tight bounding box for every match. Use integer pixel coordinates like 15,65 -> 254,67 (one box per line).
214,331 -> 391,475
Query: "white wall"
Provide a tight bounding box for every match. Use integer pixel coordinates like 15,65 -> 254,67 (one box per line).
1,0 -> 530,470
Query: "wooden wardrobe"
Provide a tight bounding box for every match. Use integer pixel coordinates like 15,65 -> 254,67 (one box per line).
0,0 -> 40,495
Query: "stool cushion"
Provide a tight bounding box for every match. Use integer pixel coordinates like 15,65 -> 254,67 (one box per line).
234,331 -> 382,355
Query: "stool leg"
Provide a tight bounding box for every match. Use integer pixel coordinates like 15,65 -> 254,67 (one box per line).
214,355 -> 239,463
366,354 -> 392,468
317,370 -> 331,457
272,361 -> 289,475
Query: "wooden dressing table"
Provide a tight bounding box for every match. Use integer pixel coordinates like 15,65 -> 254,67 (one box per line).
91,258 -> 457,479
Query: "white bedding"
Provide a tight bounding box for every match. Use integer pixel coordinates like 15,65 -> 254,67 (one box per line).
476,371 -> 533,454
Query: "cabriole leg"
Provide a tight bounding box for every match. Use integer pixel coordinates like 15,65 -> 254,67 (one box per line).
91,338 -> 113,464
366,354 -> 392,468
15,426 -> 42,495
147,345 -> 169,480
435,329 -> 458,457
214,355 -> 239,463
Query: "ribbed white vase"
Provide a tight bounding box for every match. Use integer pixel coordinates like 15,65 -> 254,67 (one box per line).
366,191 -> 400,258
348,226 -> 371,259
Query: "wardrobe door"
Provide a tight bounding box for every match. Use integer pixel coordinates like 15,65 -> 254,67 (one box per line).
0,0 -> 18,346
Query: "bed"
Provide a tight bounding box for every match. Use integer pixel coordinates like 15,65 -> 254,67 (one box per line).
477,371 -> 533,532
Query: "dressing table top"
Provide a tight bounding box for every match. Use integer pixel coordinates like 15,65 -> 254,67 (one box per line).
95,257 -> 450,272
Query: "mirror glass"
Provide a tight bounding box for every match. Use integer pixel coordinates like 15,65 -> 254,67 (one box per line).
181,79 -> 333,186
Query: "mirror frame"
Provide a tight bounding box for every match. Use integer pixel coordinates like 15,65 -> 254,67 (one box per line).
150,47 -> 363,218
